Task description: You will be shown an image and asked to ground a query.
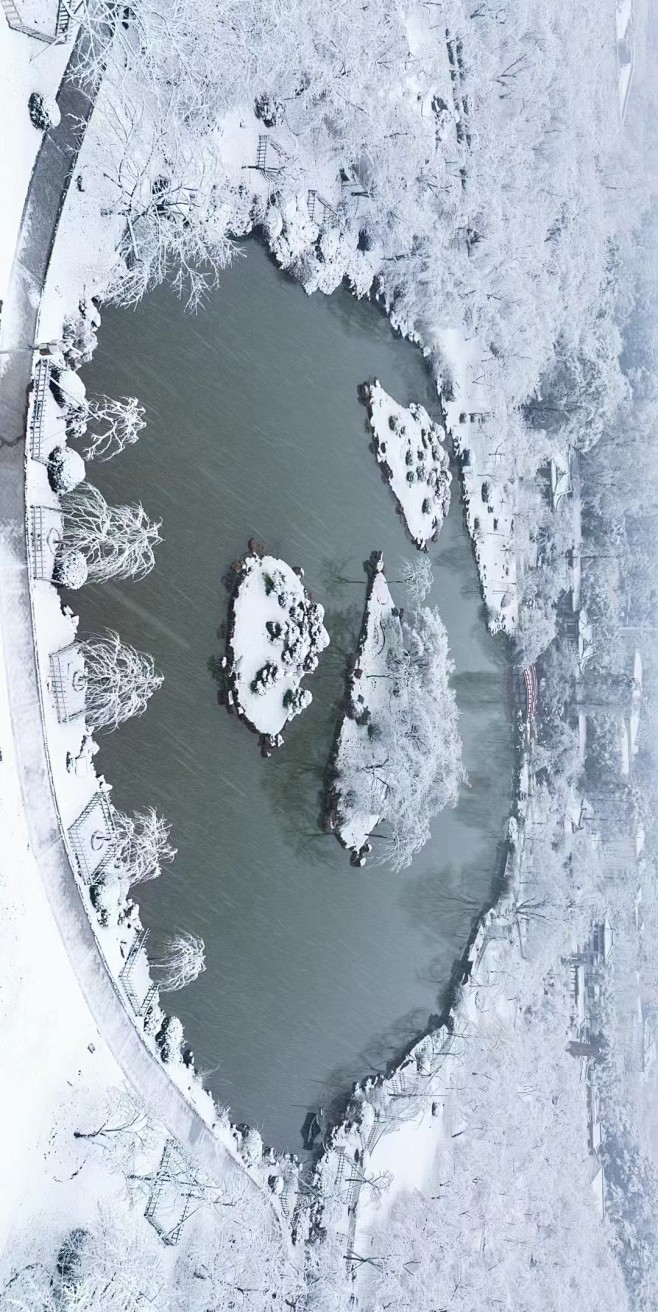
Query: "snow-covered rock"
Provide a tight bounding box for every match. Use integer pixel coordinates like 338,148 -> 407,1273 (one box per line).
226,552 -> 330,738
365,380 -> 451,549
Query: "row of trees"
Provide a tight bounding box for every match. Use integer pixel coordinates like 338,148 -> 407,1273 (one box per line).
46,351 -> 208,1000
66,0 -> 645,419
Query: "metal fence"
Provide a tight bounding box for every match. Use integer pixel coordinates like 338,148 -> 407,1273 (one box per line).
118,927 -> 158,1017
49,642 -> 86,723
28,505 -> 63,581
0,0 -> 75,41
28,359 -> 51,462
68,792 -> 116,882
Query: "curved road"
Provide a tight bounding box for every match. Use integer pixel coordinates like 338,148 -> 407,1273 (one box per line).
0,24 -> 289,1235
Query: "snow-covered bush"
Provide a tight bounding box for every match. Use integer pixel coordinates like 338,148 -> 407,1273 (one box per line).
47,445 -> 86,494
283,686 -> 312,718
155,1013 -> 185,1063
50,367 -> 86,411
250,661 -> 280,695
88,880 -> 115,928
53,548 -> 89,590
235,1124 -> 263,1166
254,93 -> 283,127
28,91 -> 61,131
62,303 -> 100,367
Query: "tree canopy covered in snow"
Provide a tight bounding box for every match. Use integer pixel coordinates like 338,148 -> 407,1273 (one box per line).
79,630 -> 163,730
333,565 -> 463,868
62,483 -> 161,583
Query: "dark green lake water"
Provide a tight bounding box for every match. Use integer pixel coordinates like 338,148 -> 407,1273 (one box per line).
77,241 -> 513,1151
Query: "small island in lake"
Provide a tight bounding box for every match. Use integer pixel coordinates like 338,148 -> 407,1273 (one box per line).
224,550 -> 330,745
363,380 -> 451,550
326,552 -> 463,869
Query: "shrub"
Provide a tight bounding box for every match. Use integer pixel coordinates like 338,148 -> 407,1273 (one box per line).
283,686 -> 312,718
48,445 -> 86,494
53,548 -> 88,590
251,661 -> 279,695
28,91 -> 61,131
155,1013 -> 184,1063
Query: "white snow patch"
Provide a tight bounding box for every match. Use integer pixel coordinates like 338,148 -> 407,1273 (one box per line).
0,12 -> 68,305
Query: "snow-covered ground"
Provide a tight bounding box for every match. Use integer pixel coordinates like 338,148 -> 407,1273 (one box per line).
364,381 -> 451,550
438,329 -> 519,634
0,3 -> 633,1302
310,768 -> 628,1310
0,11 -> 68,305
616,0 -> 633,40
225,551 -> 329,740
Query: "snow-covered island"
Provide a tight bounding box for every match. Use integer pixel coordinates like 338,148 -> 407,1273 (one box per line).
326,552 -> 463,868
363,380 -> 451,550
224,550 -> 329,745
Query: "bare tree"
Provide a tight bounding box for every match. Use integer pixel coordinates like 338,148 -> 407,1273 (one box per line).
62,483 -> 161,582
82,69 -> 237,309
70,395 -> 146,462
151,931 -> 206,992
80,630 -> 163,730
112,807 -> 176,885
396,555 -> 434,605
73,1085 -> 159,1176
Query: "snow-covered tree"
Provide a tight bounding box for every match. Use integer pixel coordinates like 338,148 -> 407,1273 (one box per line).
112,806 -> 176,885
79,630 -> 163,730
376,606 -> 465,871
151,931 -> 206,992
172,1193 -> 304,1312
62,482 -> 161,582
70,394 -> 146,462
396,555 -> 434,606
72,1085 -> 159,1177
1,1210 -> 163,1312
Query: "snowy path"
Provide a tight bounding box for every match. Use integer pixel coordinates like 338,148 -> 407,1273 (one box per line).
0,23 -> 286,1231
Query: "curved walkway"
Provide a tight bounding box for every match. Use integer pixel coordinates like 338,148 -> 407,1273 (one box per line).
0,25 -> 288,1233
